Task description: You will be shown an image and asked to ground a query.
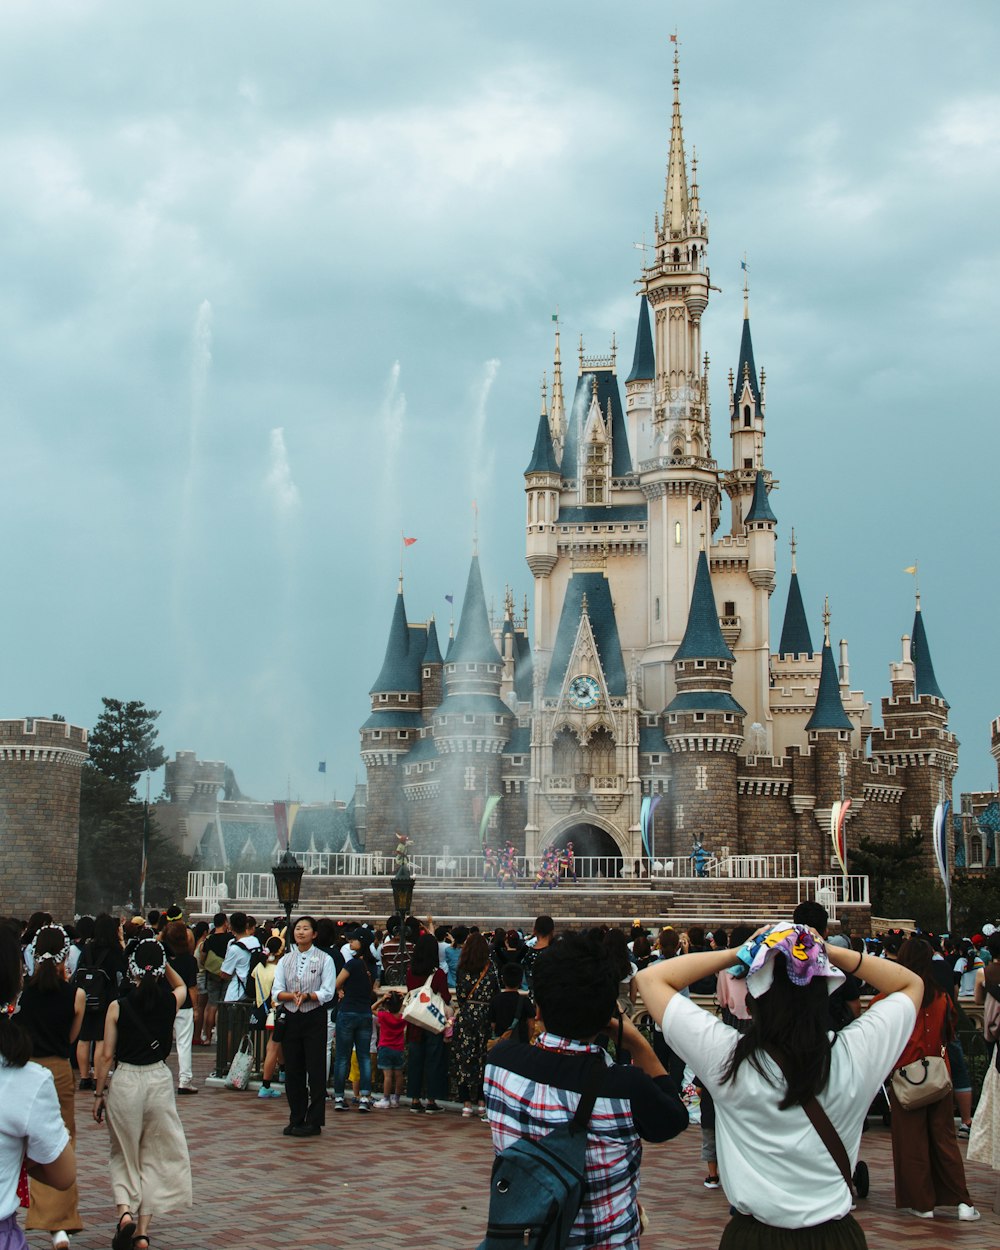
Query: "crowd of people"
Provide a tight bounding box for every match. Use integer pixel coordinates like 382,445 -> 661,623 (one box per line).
1,901 -> 998,1250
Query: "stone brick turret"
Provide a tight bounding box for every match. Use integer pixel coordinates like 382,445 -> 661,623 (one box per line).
0,718 -> 88,919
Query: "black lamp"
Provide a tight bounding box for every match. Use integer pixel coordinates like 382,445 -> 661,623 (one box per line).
385,861 -> 415,985
272,849 -> 304,941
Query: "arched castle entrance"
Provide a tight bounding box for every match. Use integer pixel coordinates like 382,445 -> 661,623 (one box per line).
539,811 -> 627,879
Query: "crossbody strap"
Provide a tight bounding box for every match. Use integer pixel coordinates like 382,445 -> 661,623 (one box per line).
120,995 -> 163,1059
764,1045 -> 853,1192
569,1053 -> 607,1136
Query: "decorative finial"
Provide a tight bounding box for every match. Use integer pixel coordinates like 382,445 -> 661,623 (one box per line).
611,330 -> 617,367
581,591 -> 589,616
579,333 -> 585,368
823,595 -> 831,645
742,253 -> 750,319
541,371 -> 548,416
790,527 -> 798,575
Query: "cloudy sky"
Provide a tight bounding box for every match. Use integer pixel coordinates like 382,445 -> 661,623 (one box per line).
1,0 -> 997,812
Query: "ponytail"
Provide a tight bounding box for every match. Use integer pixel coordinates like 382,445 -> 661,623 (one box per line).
0,928 -> 31,1067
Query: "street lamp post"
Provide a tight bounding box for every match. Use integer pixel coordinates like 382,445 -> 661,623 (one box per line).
387,861 -> 415,986
271,849 -> 305,943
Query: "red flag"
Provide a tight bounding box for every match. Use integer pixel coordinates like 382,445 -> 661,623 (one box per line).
403,536 -> 417,546
670,33 -> 677,43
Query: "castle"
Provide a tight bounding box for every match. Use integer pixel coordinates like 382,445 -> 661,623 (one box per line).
358,53 -> 957,880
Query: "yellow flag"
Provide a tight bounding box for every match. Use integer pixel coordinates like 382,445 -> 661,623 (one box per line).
903,565 -> 917,574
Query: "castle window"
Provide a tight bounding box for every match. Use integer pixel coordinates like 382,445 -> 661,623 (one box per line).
673,247 -> 680,262
743,457 -> 753,469
650,754 -> 662,764
724,714 -> 734,724
743,405 -> 752,427
668,714 -> 678,724
696,765 -> 708,791
674,521 -> 682,545
378,694 -> 388,703
371,731 -> 382,740
467,664 -> 477,672
969,833 -> 984,866
423,667 -> 431,678
654,597 -> 660,621
464,714 -> 475,724
464,767 -> 476,790
399,693 -> 408,702
693,712 -> 706,722
724,600 -> 736,616
399,731 -> 409,740
494,716 -> 505,726
695,660 -> 706,669
623,525 -> 630,532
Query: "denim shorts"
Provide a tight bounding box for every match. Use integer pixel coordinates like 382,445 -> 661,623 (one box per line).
377,1045 -> 405,1070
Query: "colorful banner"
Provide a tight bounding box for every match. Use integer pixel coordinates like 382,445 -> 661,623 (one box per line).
640,795 -> 662,861
830,799 -> 851,876
478,795 -> 501,845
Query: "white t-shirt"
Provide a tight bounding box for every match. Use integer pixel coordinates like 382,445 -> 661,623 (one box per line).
220,935 -> 261,1003
0,1060 -> 69,1219
662,990 -> 916,1228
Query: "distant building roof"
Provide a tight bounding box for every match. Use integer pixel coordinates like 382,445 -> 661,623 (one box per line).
744,470 -> 776,524
625,295 -> 655,384
666,690 -> 745,715
778,572 -> 814,657
911,607 -> 947,704
422,619 -> 443,665
561,370 -> 633,478
557,504 -> 647,524
362,710 -> 425,731
805,642 -> 853,731
545,572 -> 627,697
435,693 -> 512,719
673,551 -> 735,662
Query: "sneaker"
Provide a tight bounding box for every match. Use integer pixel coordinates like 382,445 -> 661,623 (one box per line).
374,1097 -> 392,1109
409,1101 -> 425,1114
78,1077 -> 95,1092
357,1097 -> 372,1114
176,1085 -> 198,1095
333,1097 -> 349,1112
52,1233 -> 70,1250
704,1176 -> 721,1190
424,1102 -> 442,1115
957,1204 -> 981,1222
957,1123 -> 970,1139
390,1094 -> 400,1108
462,1106 -> 475,1118
908,1209 -> 934,1219
257,1087 -> 282,1099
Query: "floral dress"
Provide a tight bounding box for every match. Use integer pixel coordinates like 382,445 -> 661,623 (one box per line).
452,963 -> 501,1102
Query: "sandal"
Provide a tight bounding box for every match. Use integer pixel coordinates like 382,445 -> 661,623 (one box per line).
132,1239 -> 150,1250
112,1214 -> 137,1250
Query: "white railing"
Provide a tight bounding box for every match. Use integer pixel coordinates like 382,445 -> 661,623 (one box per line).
236,873 -> 278,901
811,875 -> 870,906
186,871 -> 228,911
708,854 -> 801,880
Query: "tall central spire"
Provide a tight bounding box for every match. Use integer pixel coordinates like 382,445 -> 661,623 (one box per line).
663,48 -> 690,234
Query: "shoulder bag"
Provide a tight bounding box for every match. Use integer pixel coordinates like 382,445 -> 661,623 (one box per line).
402,972 -> 449,1034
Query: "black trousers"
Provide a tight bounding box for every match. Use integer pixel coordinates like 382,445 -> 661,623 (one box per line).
282,1008 -> 328,1127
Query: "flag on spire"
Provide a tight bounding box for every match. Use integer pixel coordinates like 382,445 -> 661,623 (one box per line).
403,536 -> 417,547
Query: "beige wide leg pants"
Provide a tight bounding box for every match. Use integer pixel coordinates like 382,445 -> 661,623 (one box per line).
105,1062 -> 192,1217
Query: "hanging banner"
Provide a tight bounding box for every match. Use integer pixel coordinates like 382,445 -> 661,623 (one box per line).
933,800 -> 952,930
478,795 -> 501,845
273,801 -> 289,851
830,799 -> 851,876
640,797 -> 651,859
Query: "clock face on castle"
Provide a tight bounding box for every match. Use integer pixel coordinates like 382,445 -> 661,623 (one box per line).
567,674 -> 601,710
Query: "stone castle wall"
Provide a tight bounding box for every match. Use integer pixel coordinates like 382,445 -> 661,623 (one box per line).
0,719 -> 88,920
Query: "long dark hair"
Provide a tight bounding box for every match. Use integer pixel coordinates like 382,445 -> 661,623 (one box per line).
721,953 -> 833,1109
130,939 -> 168,1014
21,911 -> 52,949
27,927 -> 69,994
603,928 -> 634,981
458,932 -> 490,977
409,932 -> 440,978
0,928 -> 31,1066
91,912 -> 121,957
897,937 -> 939,1009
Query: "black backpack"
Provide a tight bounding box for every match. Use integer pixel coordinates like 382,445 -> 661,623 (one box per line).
236,941 -> 267,1000
477,1055 -> 604,1250
72,948 -> 112,1016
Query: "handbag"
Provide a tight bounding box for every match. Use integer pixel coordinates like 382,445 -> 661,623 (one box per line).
891,1053 -> 952,1110
224,1034 -> 254,1090
402,973 -> 450,1035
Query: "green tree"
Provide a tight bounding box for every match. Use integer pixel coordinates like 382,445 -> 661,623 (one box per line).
76,697 -> 187,913
851,829 -> 926,918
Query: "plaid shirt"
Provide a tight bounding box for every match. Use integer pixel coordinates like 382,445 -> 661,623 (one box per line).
484,1032 -> 687,1249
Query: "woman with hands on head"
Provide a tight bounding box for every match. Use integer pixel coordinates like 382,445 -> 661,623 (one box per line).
636,922 -> 925,1249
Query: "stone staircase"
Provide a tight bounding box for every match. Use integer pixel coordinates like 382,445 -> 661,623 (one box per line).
190,871 -> 836,930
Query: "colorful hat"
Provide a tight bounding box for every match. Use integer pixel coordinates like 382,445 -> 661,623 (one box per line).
744,922 -> 846,1000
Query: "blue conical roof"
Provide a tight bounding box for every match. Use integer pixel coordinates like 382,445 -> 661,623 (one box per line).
448,556 -> 502,665
525,411 -> 560,474
744,470 -> 776,524
912,607 -> 947,704
422,619 -> 443,665
625,295 -> 655,383
778,573 -> 813,657
734,315 -> 761,407
673,552 -> 735,662
369,590 -> 420,693
805,641 -> 853,731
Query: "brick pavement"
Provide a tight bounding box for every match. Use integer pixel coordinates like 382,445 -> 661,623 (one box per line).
23,1045 -> 1000,1250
